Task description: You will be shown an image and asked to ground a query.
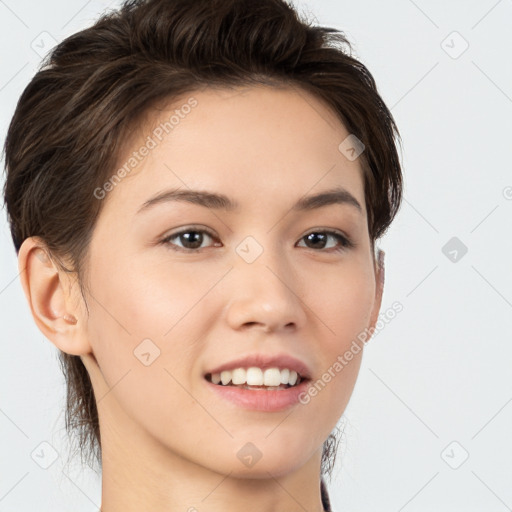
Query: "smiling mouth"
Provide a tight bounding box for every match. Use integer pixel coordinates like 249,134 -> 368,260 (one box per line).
204,373 -> 306,390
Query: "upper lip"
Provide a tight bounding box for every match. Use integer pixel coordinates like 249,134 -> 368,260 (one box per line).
204,353 -> 312,380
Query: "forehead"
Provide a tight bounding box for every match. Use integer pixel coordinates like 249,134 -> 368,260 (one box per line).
102,85 -> 366,218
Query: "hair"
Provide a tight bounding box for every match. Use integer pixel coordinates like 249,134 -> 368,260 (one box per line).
2,0 -> 403,500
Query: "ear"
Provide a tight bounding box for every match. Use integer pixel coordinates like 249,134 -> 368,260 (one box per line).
368,248 -> 385,332
17,236 -> 92,356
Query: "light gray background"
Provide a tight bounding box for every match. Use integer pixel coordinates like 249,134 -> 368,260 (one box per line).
1,1 -> 511,510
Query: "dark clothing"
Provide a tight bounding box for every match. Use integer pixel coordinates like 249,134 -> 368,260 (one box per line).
320,478 -> 332,512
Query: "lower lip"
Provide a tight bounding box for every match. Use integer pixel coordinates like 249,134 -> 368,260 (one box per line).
205,378 -> 310,412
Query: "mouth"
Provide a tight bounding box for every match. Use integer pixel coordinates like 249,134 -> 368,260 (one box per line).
202,353 -> 313,410
204,367 -> 309,391
204,369 -> 311,412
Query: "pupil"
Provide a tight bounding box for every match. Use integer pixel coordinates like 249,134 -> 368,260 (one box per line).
181,231 -> 202,249
306,232 -> 326,249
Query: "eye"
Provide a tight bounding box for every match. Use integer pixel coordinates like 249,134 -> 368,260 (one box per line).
296,230 -> 354,253
160,226 -> 220,252
160,227 -> 355,253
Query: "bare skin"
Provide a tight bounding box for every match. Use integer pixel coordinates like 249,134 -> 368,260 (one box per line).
18,85 -> 384,512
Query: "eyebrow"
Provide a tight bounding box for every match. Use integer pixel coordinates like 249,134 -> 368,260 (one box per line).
136,186 -> 363,215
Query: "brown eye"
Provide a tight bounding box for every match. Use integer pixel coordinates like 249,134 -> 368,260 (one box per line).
161,227 -> 219,252
297,230 -> 354,252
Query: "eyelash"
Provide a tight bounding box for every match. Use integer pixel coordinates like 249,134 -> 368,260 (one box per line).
159,226 -> 355,253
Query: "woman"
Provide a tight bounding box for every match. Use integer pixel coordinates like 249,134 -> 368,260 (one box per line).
3,0 -> 402,510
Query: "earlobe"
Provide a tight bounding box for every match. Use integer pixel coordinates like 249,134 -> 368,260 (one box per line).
17,237 -> 91,356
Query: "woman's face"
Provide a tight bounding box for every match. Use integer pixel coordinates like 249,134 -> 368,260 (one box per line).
78,85 -> 383,477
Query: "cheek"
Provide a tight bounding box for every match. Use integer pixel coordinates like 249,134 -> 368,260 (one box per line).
312,264 -> 376,352
84,269 -> 206,444
89,255 -> 220,341
292,263 -> 374,418
84,256 -> 221,400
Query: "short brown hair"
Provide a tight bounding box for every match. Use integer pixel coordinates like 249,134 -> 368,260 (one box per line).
2,0 -> 402,482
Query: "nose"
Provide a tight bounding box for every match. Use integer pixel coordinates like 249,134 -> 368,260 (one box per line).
224,243 -> 308,334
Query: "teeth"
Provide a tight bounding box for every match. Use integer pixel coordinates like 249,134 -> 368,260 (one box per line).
220,370 -> 232,385
210,367 -> 302,387
232,368 -> 246,385
263,368 -> 281,387
247,367 -> 263,386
